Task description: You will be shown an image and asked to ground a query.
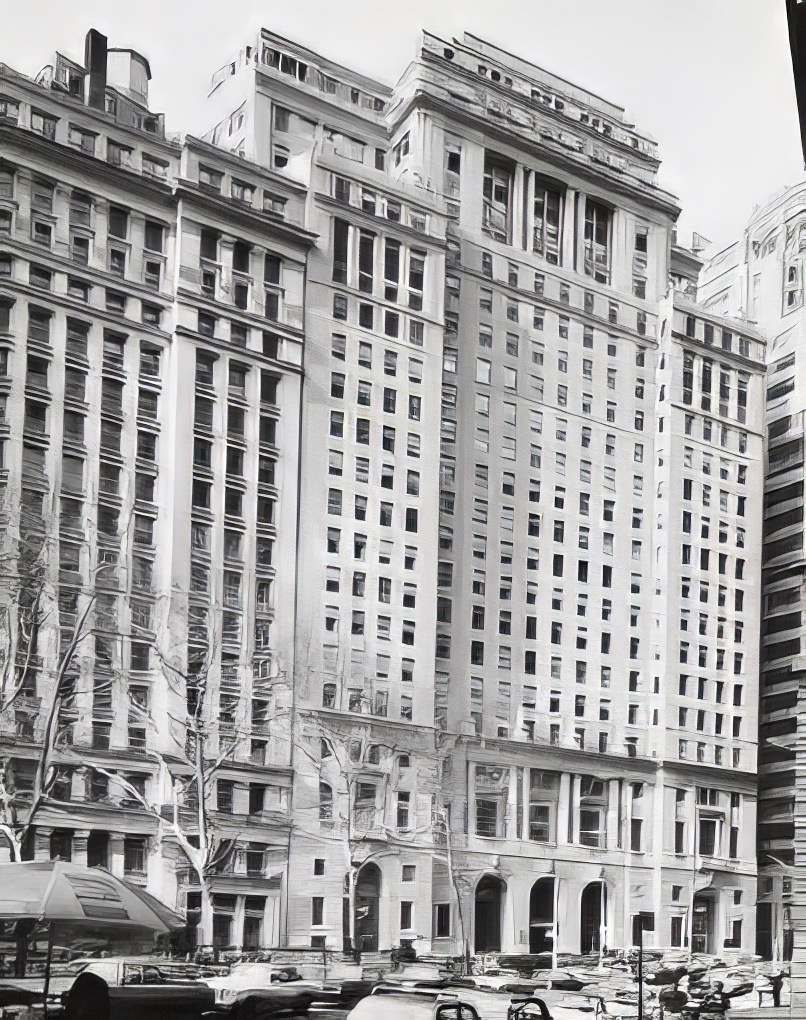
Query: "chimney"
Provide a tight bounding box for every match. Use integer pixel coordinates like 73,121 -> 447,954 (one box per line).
85,29 -> 108,109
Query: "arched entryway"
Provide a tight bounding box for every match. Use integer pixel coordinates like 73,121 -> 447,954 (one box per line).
529,877 -> 555,954
580,881 -> 607,954
474,874 -> 506,952
354,863 -> 381,952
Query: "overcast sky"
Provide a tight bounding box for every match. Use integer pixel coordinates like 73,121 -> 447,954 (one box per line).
3,0 -> 801,250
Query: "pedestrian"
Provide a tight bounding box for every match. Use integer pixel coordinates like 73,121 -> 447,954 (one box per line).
754,970 -> 773,1007
771,969 -> 785,1007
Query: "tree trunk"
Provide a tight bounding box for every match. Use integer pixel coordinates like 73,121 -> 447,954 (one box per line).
0,824 -> 22,862
199,883 -> 214,953
348,863 -> 356,956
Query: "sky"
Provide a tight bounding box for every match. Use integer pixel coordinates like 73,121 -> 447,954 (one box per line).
2,0 -> 802,251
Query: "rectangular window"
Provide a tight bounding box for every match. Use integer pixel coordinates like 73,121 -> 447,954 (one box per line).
482,154 -> 513,243
433,903 -> 451,938
475,798 -> 499,837
533,181 -> 562,263
584,200 -> 611,283
400,900 -> 413,930
396,791 -> 411,829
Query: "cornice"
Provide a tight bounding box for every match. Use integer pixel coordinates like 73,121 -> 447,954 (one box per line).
175,181 -> 317,249
0,123 -> 174,205
393,89 -> 680,219
419,46 -> 661,168
315,192 -> 447,251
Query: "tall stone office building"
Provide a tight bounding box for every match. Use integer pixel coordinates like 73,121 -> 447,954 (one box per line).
0,26 -> 767,958
204,30 -> 766,956
700,182 -> 806,971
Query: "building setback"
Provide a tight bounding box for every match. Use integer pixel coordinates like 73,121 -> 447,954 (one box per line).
0,26 -> 767,959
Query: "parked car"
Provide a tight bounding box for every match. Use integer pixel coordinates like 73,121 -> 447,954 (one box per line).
204,961 -> 341,1016
62,958 -> 215,1020
65,958 -> 202,985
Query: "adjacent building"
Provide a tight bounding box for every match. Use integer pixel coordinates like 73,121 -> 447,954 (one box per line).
700,182 -> 806,968
0,32 -> 312,948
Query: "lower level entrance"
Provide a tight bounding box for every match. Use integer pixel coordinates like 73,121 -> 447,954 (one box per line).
580,881 -> 606,954
529,877 -> 555,955
354,863 -> 380,952
474,875 -> 505,952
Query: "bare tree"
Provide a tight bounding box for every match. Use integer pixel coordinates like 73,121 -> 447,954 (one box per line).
294,707 -> 457,957
88,630 -> 285,946
296,713 -> 382,955
0,500 -> 99,861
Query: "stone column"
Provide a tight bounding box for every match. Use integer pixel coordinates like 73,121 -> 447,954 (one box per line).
563,188 -> 578,270
570,774 -> 580,845
522,167 -> 533,252
108,832 -> 126,879
218,237 -> 235,304
72,829 -> 90,867
557,773 -> 571,846
510,162 -> 525,251
606,780 -> 620,850
69,770 -> 85,802
233,896 -> 246,952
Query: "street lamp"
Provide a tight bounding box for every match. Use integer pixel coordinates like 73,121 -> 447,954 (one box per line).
636,910 -> 655,1020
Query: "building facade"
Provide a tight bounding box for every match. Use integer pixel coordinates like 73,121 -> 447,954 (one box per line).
0,25 -> 768,960
700,183 -> 806,969
202,30 -> 450,954
0,32 -> 311,949
393,33 -> 764,958
202,29 -> 765,956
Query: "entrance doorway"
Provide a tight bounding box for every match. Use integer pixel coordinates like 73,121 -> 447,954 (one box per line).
580,881 -> 607,954
529,877 -> 555,955
354,863 -> 381,952
756,902 -> 772,960
692,894 -> 713,955
474,875 -> 505,952
87,831 -> 109,868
